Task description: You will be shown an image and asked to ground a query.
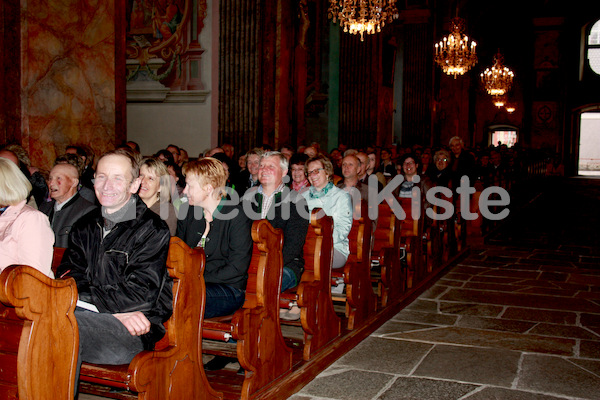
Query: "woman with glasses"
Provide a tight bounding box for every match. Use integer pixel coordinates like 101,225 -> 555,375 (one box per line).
302,154 -> 352,269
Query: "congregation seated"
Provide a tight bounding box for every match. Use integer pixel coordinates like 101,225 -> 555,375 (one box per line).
302,154 -> 353,269
0,157 -> 55,278
139,157 -> 178,235
39,162 -> 97,247
245,151 -> 309,321
55,148 -> 173,392
448,136 -> 476,190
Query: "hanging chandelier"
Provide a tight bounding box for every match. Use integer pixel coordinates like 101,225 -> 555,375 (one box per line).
328,0 -> 399,41
434,17 -> 478,78
481,51 -> 514,96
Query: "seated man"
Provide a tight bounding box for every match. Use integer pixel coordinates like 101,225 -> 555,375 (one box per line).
246,151 -> 309,320
336,154 -> 369,202
57,149 -> 172,390
39,162 -> 97,247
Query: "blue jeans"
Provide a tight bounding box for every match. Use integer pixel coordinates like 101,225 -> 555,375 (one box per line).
74,308 -> 144,396
205,283 -> 246,319
281,267 -> 298,292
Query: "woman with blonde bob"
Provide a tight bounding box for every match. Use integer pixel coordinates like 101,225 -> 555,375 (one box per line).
0,157 -> 54,277
139,157 -> 177,235
176,157 -> 253,319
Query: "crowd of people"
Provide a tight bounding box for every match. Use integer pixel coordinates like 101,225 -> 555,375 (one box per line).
0,136 -> 554,385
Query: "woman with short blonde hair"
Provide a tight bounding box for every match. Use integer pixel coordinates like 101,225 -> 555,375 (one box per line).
139,157 -> 177,235
0,157 -> 54,277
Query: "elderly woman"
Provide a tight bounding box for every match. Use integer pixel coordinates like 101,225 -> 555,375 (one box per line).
176,157 -> 253,319
0,157 -> 54,277
289,152 -> 310,192
429,149 -> 452,188
139,158 -> 177,235
302,154 -> 352,269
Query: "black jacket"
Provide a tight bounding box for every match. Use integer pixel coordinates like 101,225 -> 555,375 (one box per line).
39,193 -> 97,248
57,195 -> 172,350
176,201 -> 253,290
246,187 -> 309,284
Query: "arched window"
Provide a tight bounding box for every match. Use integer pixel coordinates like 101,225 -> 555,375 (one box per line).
587,19 -> 600,75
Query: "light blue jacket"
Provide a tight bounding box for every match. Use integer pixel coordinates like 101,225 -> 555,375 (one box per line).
302,183 -> 352,258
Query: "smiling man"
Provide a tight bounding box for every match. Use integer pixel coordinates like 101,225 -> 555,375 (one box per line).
57,148 -> 172,391
246,151 -> 309,320
39,162 -> 96,247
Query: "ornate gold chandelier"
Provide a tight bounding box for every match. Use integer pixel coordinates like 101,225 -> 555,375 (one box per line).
328,0 -> 399,41
434,17 -> 478,78
481,51 -> 514,97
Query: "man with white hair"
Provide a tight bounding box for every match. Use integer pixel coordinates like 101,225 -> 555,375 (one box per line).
247,151 -> 309,321
39,162 -> 97,247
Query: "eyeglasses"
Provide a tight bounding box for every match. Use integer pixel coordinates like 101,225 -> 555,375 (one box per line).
307,168 -> 325,176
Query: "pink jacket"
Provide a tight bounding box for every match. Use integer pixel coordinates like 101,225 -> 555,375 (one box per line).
0,200 -> 55,278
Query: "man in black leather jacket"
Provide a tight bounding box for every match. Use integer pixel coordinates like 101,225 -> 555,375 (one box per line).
57,149 -> 172,388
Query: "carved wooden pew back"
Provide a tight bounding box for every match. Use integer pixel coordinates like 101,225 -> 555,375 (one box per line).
0,266 -> 78,400
202,220 -> 292,400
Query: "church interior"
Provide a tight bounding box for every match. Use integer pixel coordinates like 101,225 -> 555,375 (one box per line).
1,0 -> 600,399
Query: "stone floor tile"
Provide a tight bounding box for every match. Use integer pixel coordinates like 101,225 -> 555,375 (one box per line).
334,337 -> 433,374
568,358 -> 600,376
378,377 -> 479,400
439,302 -> 504,317
478,270 -> 541,280
538,271 -> 569,282
391,310 -> 458,326
527,323 -> 600,340
580,313 -> 600,327
441,272 -> 473,281
404,299 -> 438,313
447,265 -> 488,275
438,279 -> 466,287
463,282 -> 530,292
517,354 -> 600,399
463,387 -> 572,399
469,275 -> 526,284
388,327 -> 575,356
457,315 -> 535,333
413,344 -> 520,386
420,285 -> 449,299
579,340 -> 600,360
373,321 -> 438,336
440,288 -> 599,313
568,274 -> 600,286
299,368 -> 394,400
501,308 -> 576,325
515,287 -> 579,297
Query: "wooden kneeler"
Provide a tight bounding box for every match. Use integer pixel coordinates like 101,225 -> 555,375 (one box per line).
0,265 -> 79,400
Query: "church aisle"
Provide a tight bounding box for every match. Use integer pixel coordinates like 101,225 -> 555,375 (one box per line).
293,178 -> 600,400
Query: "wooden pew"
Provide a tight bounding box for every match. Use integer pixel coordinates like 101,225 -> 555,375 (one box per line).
0,265 -> 78,400
202,220 -> 292,400
397,196 -> 426,289
331,200 -> 377,330
73,237 -> 223,400
280,209 -> 341,361
371,201 -> 405,308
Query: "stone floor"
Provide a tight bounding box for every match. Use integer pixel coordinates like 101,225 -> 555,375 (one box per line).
292,177 -> 600,400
